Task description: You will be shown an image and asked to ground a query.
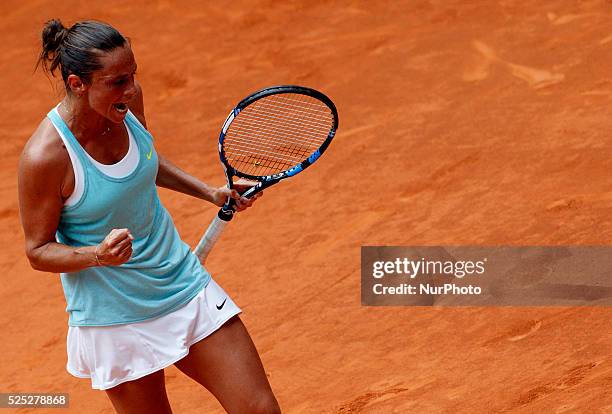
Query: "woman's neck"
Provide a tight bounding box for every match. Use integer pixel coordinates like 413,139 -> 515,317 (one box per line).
59,96 -> 113,143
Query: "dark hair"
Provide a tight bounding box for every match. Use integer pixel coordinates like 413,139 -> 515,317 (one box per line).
37,19 -> 127,87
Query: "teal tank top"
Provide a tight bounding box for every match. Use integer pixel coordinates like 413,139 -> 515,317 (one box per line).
47,107 -> 210,326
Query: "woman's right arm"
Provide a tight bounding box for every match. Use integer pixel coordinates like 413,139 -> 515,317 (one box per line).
18,124 -> 132,273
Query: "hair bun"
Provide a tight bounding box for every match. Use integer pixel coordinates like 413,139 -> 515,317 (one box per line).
41,19 -> 68,53
36,19 -> 126,84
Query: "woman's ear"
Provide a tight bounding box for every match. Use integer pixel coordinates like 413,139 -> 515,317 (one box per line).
66,74 -> 87,96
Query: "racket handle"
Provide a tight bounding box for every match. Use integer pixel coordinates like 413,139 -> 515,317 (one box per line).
194,208 -> 234,263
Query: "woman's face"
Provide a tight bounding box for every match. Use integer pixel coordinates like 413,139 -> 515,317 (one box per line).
86,44 -> 138,123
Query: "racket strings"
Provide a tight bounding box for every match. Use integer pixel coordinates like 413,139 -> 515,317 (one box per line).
223,93 -> 334,176
226,123 -> 325,173
231,115 -> 329,145
229,123 -> 324,150
227,96 -> 331,174
232,97 -> 331,146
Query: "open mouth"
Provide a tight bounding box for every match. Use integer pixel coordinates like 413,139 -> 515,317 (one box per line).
113,103 -> 128,113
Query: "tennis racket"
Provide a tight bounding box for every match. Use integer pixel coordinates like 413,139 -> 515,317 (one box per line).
194,85 -> 339,263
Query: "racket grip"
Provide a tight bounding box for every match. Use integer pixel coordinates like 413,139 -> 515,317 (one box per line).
194,208 -> 234,263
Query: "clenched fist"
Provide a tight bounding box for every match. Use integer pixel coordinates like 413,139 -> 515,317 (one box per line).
95,228 -> 134,266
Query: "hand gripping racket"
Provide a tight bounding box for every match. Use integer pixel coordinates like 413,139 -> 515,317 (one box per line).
194,85 -> 339,263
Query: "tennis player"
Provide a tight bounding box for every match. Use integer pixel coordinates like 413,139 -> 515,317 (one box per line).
18,19 -> 280,414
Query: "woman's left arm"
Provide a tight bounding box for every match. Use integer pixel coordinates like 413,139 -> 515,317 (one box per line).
156,155 -> 240,207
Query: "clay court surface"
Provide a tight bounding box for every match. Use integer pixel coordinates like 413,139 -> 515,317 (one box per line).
1,0 -> 611,412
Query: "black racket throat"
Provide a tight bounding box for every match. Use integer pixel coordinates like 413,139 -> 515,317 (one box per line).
217,206 -> 235,221
217,176 -> 277,222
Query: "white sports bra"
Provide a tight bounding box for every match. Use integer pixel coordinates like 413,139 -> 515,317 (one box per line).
51,106 -> 140,206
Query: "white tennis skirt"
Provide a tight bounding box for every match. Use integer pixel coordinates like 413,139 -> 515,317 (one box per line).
66,278 -> 241,390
